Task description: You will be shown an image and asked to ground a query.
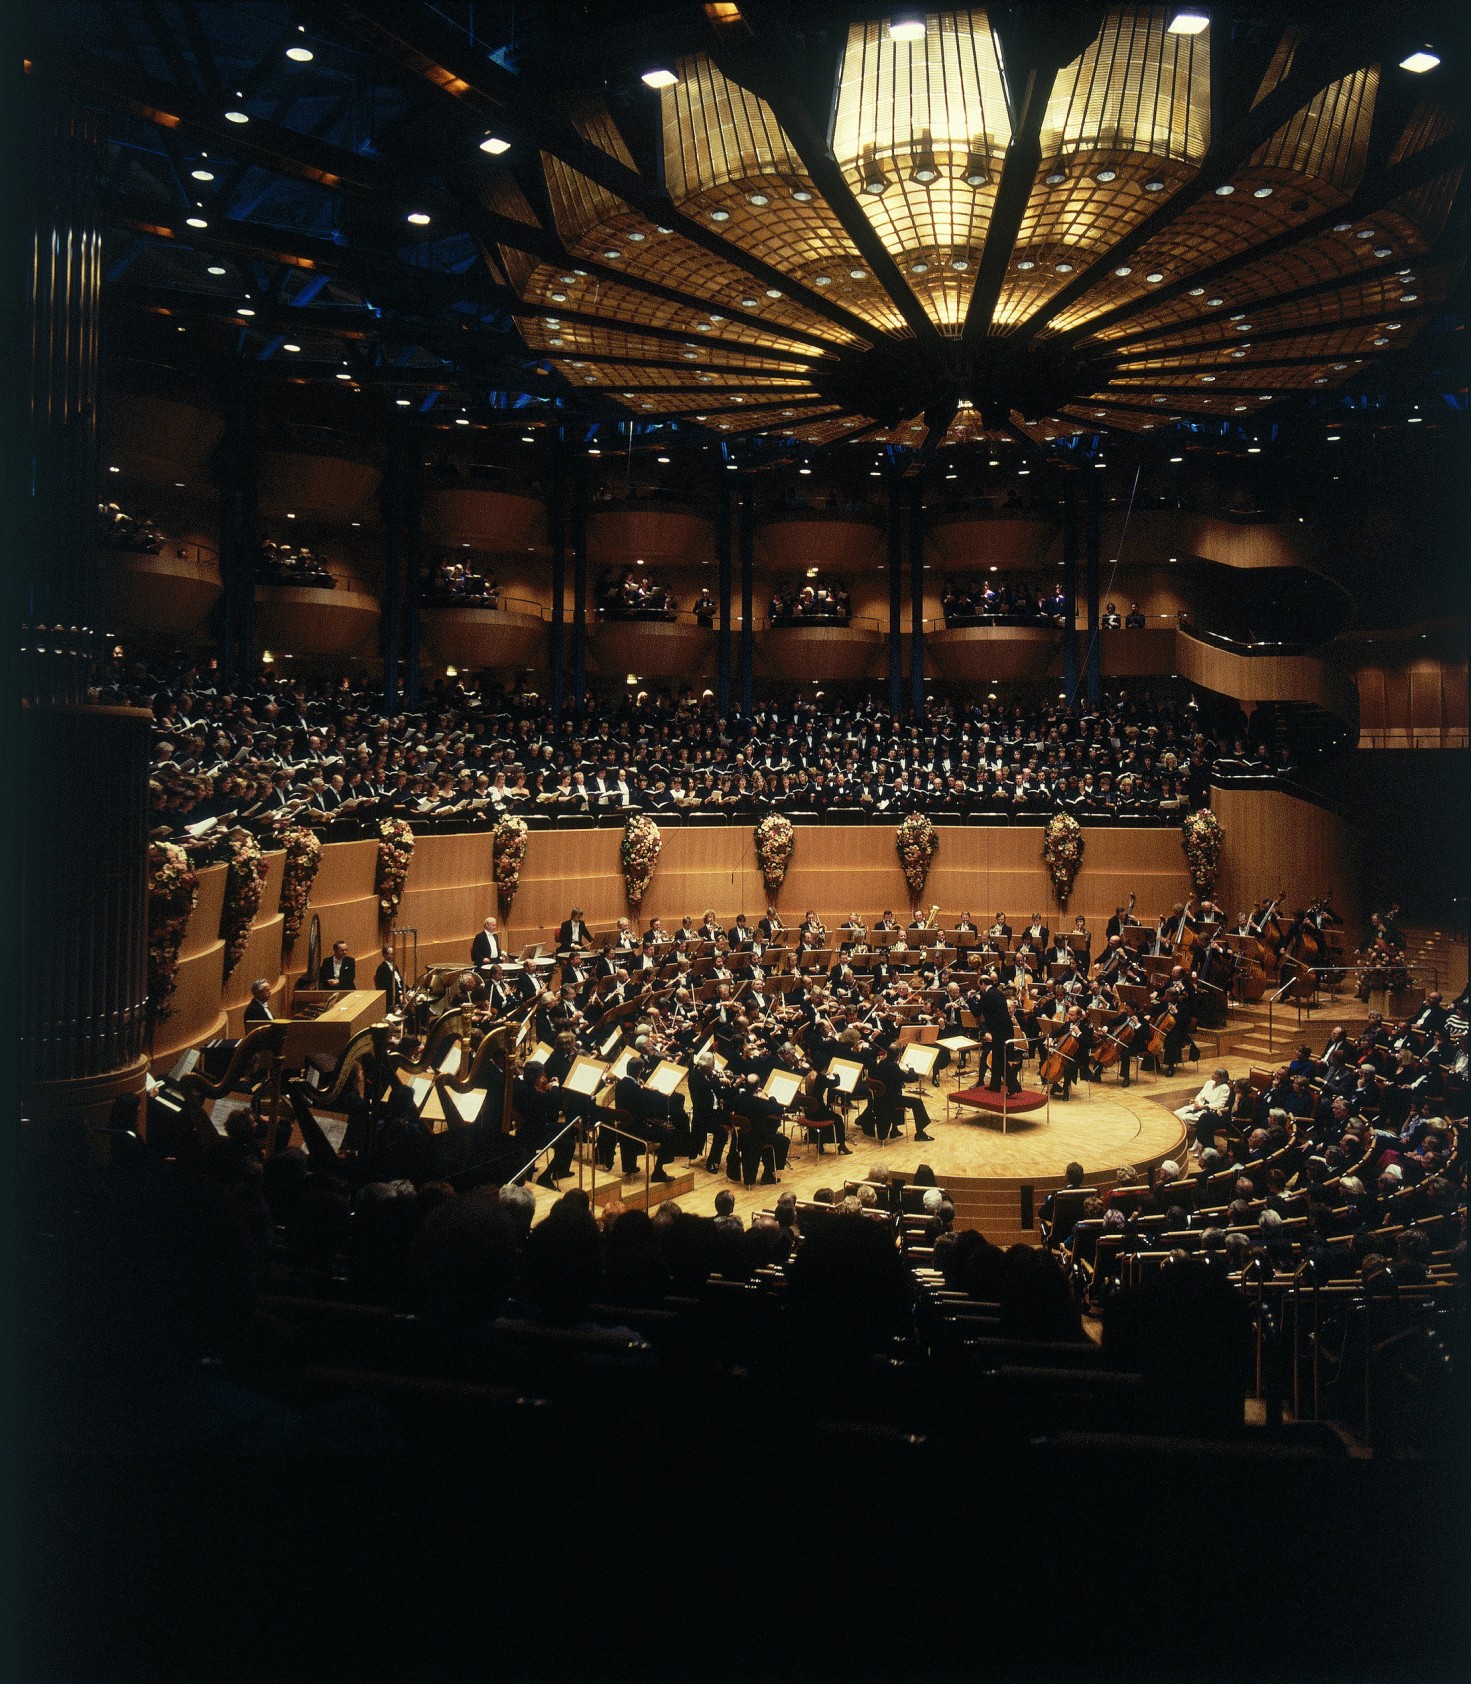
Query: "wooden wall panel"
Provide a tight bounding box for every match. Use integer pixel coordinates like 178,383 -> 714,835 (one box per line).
310,839 -> 379,903
181,864 -> 228,960
1210,787 -> 1362,941
152,942 -> 227,1065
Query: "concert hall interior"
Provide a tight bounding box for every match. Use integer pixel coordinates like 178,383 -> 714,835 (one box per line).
15,2 -> 1471,1680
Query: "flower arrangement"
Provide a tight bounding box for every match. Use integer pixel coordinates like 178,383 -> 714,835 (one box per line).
376,818 -> 416,923
220,827 -> 267,980
620,813 -> 662,909
1182,807 -> 1225,897
493,813 -> 529,911
147,840 -> 199,1024
754,812 -> 795,895
896,813 -> 939,899
278,825 -> 322,947
1042,812 -> 1085,907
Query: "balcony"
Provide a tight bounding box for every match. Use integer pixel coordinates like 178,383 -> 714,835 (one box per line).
91,545 -> 221,638
591,616 -> 714,680
758,507 -> 884,570
758,616 -> 884,683
587,502 -> 712,566
422,597 -> 549,670
254,580 -> 380,657
425,486 -> 546,550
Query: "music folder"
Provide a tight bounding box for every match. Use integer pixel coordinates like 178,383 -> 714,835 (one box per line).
898,1042 -> 941,1080
646,1060 -> 686,1096
563,1055 -> 608,1097
607,1047 -> 636,1083
826,1056 -> 865,1095
760,1068 -> 802,1108
938,1034 -> 980,1053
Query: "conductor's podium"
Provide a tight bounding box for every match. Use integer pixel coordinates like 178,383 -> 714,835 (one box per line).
284,989 -> 387,1059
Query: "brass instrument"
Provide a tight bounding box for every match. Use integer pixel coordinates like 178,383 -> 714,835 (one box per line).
923,903 -> 941,930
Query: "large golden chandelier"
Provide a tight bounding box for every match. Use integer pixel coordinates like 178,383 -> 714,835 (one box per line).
483,7 -> 1461,450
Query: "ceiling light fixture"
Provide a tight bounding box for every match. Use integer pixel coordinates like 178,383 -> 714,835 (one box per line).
1167,12 -> 1210,34
405,211 -> 431,226
888,17 -> 926,42
479,135 -> 511,155
1399,48 -> 1440,73
963,154 -> 989,188
224,109 -> 248,123
641,68 -> 678,89
286,44 -> 313,61
191,168 -> 215,182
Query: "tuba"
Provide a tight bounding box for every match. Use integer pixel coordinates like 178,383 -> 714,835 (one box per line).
923,903 -> 941,930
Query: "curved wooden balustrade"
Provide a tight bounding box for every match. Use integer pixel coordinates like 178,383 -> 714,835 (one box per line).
1099,627 -> 1178,677
425,486 -> 546,550
254,583 -> 380,658
1174,627 -> 1360,732
423,605 -> 548,670
591,619 -> 713,680
927,513 -> 1056,568
92,549 -> 221,637
758,511 -> 883,570
587,505 -> 713,566
257,450 -> 379,520
928,625 -> 1064,683
758,624 -> 883,682
100,394 -> 223,487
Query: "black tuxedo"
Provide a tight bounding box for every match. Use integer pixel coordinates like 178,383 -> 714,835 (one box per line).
557,918 -> 589,954
319,954 -> 356,990
978,983 -> 1020,1092
471,930 -> 503,968
374,959 -> 403,1010
244,998 -> 275,1024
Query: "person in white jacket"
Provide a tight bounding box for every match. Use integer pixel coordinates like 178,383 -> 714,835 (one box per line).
1175,1068 -> 1232,1131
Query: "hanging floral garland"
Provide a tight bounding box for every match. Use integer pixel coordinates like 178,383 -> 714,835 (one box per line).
896,812 -> 939,900
376,818 -> 416,924
220,827 -> 267,980
493,813 -> 530,912
278,825 -> 322,947
1042,812 -> 1085,907
754,812 -> 796,896
147,840 -> 199,1024
620,813 -> 662,909
1182,807 -> 1225,898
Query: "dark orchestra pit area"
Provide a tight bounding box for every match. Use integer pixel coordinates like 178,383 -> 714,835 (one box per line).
16,4 -> 1471,1681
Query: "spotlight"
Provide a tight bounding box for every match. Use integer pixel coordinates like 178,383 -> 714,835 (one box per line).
910,142 -> 940,185
185,216 -> 208,228
888,17 -> 926,42
236,307 -> 256,317
282,342 -> 301,352
479,135 -> 511,155
207,264 -> 226,275
224,109 -> 249,123
1214,183 -> 1235,196
405,211 -> 431,226
861,157 -> 891,196
641,68 -> 678,88
1143,178 -> 1166,192
1044,168 -> 1066,186
190,168 -> 215,182
1252,185 -> 1274,198
1399,48 -> 1440,73
395,398 -> 411,407
1167,12 -> 1210,34
963,153 -> 989,188
286,45 -> 313,62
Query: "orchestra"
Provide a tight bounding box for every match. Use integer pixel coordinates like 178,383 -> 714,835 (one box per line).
364,880 -> 1461,1195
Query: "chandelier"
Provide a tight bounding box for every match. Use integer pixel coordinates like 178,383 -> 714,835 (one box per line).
485,8 -> 1461,451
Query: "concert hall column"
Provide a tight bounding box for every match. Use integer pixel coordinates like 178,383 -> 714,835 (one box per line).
738,479 -> 755,714
1062,475 -> 1078,701
218,375 -> 259,682
716,474 -> 733,715
401,435 -> 423,708
20,74 -> 150,1122
887,475 -> 903,716
380,415 -> 405,713
909,478 -> 925,716
1085,465 -> 1102,706
570,453 -> 588,711
549,437 -> 566,719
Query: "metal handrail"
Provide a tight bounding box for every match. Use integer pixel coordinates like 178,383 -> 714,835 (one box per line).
503,1116 -> 585,1189
1264,959 -> 1439,1053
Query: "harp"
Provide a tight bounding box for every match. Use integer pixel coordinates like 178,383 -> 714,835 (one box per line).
178,1023 -> 289,1152
388,1003 -> 468,1111
433,1017 -> 520,1131
284,1022 -> 392,1171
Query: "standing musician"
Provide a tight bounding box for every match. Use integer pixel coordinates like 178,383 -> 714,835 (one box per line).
988,912 -> 1013,940
471,916 -> 503,969
374,944 -> 404,1011
977,973 -> 1022,1096
556,906 -> 590,958
1022,912 -> 1049,949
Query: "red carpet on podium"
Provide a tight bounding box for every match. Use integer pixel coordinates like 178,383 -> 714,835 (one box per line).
951,1086 -> 1050,1116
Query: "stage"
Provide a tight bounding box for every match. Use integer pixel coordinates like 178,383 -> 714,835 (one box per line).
525,1065 -> 1191,1244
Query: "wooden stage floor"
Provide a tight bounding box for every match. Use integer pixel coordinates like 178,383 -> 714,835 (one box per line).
527,1063 -> 1190,1232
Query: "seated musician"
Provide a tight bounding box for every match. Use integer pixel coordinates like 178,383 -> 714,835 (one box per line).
610,1055 -> 690,1185
728,913 -> 755,949
726,1072 -> 789,1186
612,916 -> 637,952
514,1059 -> 577,1189
688,1051 -> 728,1171
673,914 -> 698,945
244,976 -> 275,1024
873,909 -> 898,932
1094,934 -> 1130,984
801,1063 -> 851,1155
1045,932 -> 1076,971
863,1037 -> 934,1141
1042,1004 -> 1092,1101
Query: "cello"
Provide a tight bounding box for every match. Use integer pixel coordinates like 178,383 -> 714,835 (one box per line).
1039,1018 -> 1082,1088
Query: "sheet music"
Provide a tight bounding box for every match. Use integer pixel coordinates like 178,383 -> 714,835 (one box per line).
607,1047 -> 635,1083
760,1069 -> 801,1108
438,1043 -> 462,1078
410,1074 -> 434,1109
938,1035 -> 980,1053
898,1042 -> 941,1079
646,1060 -> 686,1096
312,1112 -> 350,1151
563,1056 -> 608,1096
454,1087 -> 492,1124
827,1056 -> 864,1094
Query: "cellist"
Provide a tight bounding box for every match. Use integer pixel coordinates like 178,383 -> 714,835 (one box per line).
1040,1003 -> 1092,1101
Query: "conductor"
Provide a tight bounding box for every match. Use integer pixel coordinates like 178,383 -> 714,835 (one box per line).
978,973 -> 1022,1095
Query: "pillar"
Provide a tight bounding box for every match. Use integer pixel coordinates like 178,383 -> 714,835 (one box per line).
1062,476 -> 1078,703
887,476 -> 903,717
716,475 -> 733,715
570,455 -> 588,712
1085,467 -> 1102,707
402,439 -> 423,708
549,439 -> 566,719
738,481 -> 754,715
909,478 -> 926,716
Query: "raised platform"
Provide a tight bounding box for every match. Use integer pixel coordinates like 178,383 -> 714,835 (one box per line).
950,1085 -> 1050,1120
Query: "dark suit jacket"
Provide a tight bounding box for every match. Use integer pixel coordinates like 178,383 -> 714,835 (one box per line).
557,918 -> 589,952
471,930 -> 502,967
244,998 -> 274,1024
374,960 -> 402,1009
319,955 -> 356,990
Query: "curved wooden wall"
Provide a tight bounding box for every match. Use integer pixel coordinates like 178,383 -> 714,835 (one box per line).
929,626 -> 1065,683
759,515 -> 883,570
927,516 -> 1055,568
758,626 -> 884,683
100,395 -> 224,487
592,620 -> 713,680
1344,629 -> 1469,749
255,583 -> 381,659
425,486 -> 546,550
92,551 -> 221,638
147,802 -> 1371,1060
1175,630 -> 1360,731
423,606 -> 548,671
257,451 -> 379,521
587,508 -> 713,566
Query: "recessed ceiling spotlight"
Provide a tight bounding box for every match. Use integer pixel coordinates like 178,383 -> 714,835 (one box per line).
207,264 -> 226,275
224,109 -> 248,123
710,208 -> 730,221
479,135 -> 511,154
335,371 -> 351,381
950,258 -> 969,271
963,154 -> 989,187
1399,48 -> 1440,73
1401,292 -> 1419,302
1055,261 -> 1074,273
741,296 -> 759,307
603,249 -> 622,260
1044,169 -> 1066,186
1333,221 -> 1353,232
185,215 -> 208,228
283,342 -> 300,352
627,231 -> 646,241
1206,296 -> 1224,307
236,306 -> 255,316
405,211 -> 431,225
861,163 -> 890,196
849,268 -> 867,280
764,288 -> 782,298
748,192 -> 769,206
286,44 -> 313,61
1095,168 -> 1117,183
814,274 -> 831,286
911,260 -> 930,274
1169,455 -> 1183,463
395,397 -> 411,406
1017,259 -> 1036,271
1143,177 -> 1166,192
1145,271 -> 1165,283
1113,265 -> 1133,277
1167,12 -> 1210,34
191,168 -> 215,182
888,17 -> 926,41
1373,246 -> 1393,257
657,455 -> 671,463
1253,185 -> 1274,198
454,416 -> 469,426
792,188 -> 813,202
1214,183 -> 1235,196
641,68 -> 677,88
